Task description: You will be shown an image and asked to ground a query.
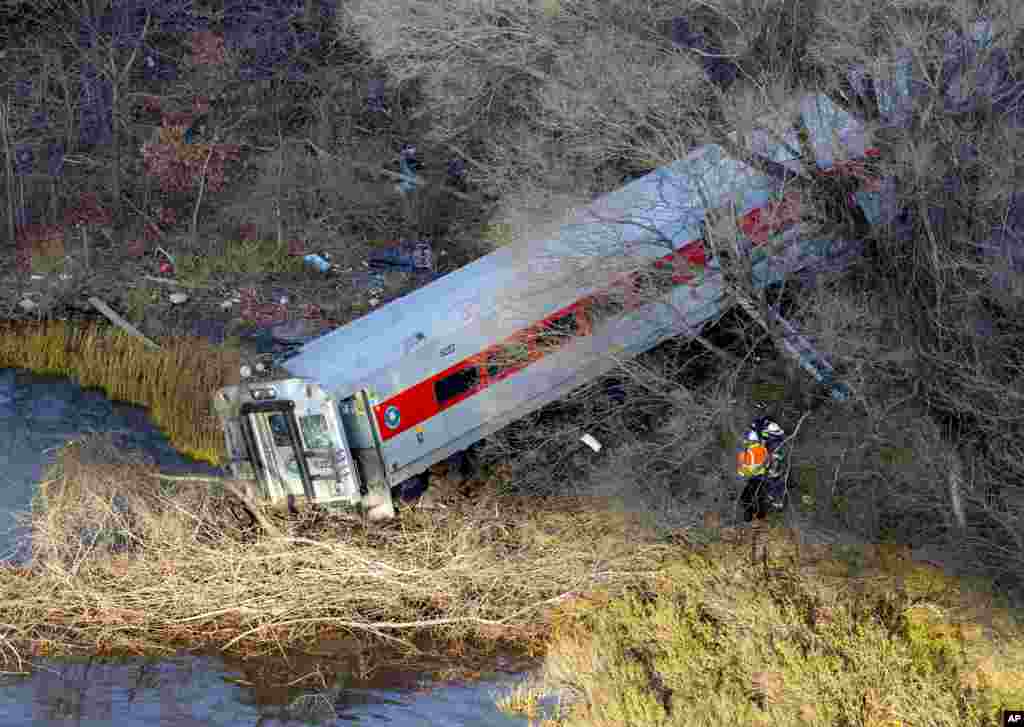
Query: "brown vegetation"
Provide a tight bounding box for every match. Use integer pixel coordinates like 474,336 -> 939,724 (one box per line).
0,319 -> 239,463
0,434 -> 673,666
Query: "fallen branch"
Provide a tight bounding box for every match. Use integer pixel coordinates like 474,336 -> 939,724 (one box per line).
88,296 -> 161,350
149,473 -> 284,539
220,589 -> 579,651
191,147 -> 215,249
141,275 -> 213,290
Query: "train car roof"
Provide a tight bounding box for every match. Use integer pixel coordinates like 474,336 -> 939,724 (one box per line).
282,93 -> 867,400
282,144 -> 781,399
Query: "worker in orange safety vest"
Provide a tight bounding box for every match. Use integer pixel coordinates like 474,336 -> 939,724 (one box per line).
736,417 -> 787,520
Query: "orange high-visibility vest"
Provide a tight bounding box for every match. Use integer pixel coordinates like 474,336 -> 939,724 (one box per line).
737,442 -> 769,477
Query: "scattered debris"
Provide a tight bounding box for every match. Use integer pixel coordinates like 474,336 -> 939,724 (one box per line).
169,292 -> 189,305
303,252 -> 333,273
397,145 -> 419,195
144,275 -> 186,287
369,239 -> 434,273
155,246 -> 175,274
367,79 -> 387,114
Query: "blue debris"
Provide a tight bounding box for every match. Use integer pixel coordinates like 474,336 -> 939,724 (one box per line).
183,117 -> 207,144
367,79 -> 387,113
397,145 -> 419,194
303,253 -> 333,273
368,240 -> 434,273
447,157 -> 466,181
13,146 -> 33,176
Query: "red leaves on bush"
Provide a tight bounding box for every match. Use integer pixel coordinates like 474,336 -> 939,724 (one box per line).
161,111 -> 194,128
156,206 -> 178,227
141,123 -> 241,195
237,288 -> 328,327
141,95 -> 163,114
126,238 -> 146,258
238,223 -> 258,242
287,238 -> 305,256
188,31 -> 226,67
64,193 -> 113,227
15,224 -> 66,274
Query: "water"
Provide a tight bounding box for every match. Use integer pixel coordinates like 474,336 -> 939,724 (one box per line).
0,654 -> 533,726
0,368 -> 535,726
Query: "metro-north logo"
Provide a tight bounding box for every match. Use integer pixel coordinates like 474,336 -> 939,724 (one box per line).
383,405 -> 401,429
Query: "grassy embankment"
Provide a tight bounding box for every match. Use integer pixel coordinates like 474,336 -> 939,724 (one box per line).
495,523 -> 1024,727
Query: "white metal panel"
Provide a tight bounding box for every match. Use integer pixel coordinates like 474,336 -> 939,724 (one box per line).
284,144 -> 782,401
285,93 -> 873,404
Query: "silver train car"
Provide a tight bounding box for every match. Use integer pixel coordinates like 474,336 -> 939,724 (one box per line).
213,94 -> 882,520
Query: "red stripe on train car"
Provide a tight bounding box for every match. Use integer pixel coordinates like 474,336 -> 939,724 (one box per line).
370,149 -> 881,443
372,302 -> 585,441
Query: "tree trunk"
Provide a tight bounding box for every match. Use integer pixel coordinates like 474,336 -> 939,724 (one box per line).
2,103 -> 15,246
112,80 -> 123,247
948,449 -> 967,535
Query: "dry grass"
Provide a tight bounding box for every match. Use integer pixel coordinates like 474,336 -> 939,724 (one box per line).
0,436 -> 674,669
0,319 -> 240,464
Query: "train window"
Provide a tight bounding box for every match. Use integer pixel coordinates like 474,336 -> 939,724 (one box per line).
589,290 -> 626,323
640,265 -> 676,298
535,310 -> 579,354
547,311 -> 578,336
435,365 -> 480,405
299,414 -> 332,450
486,341 -> 531,378
268,413 -> 292,447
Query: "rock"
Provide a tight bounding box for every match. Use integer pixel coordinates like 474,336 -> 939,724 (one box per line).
169,292 -> 189,305
18,298 -> 37,312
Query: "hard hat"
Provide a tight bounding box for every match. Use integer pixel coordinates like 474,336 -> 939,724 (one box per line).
753,416 -> 782,435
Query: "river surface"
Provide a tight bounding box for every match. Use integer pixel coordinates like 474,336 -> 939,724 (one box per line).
0,368 -> 537,726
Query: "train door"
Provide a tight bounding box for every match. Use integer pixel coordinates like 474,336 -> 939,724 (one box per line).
214,380 -> 365,509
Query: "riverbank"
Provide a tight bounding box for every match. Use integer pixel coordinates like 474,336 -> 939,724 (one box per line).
2,434 -> 1023,725
0,318 -> 243,465
499,526 -> 1024,726
1,435 -> 672,665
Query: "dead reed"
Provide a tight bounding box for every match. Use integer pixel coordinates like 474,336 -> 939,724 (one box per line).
0,435 -> 674,667
0,319 -> 240,464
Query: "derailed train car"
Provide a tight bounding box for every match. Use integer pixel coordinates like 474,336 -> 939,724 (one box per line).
212,93 -> 884,520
